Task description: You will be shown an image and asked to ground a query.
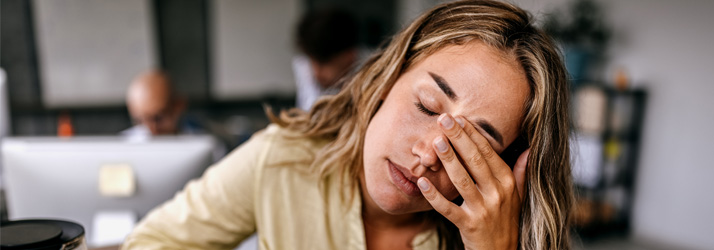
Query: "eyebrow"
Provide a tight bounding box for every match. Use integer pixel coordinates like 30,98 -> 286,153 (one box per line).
428,72 -> 457,101
427,72 -> 504,147
473,119 -> 504,147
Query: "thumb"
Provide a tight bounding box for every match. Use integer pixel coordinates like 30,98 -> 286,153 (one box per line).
513,148 -> 530,201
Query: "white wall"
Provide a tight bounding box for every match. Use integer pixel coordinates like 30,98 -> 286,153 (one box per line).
32,0 -> 156,108
210,0 -> 299,100
513,0 -> 714,248
601,1 -> 714,249
396,0 -> 440,28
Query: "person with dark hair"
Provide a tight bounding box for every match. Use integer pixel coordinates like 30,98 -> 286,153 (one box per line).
293,8 -> 360,110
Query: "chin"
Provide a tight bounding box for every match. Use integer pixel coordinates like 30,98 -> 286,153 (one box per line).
381,202 -> 432,215
376,201 -> 410,215
371,189 -> 430,215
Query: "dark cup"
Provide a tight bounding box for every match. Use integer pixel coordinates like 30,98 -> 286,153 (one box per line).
1,219 -> 87,250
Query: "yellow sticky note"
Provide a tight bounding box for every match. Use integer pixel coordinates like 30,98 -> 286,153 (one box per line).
99,164 -> 136,197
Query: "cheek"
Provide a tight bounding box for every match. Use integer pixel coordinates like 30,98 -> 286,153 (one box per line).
365,100 -> 417,147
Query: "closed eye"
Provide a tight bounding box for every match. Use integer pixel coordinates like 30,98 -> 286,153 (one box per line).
415,102 -> 438,116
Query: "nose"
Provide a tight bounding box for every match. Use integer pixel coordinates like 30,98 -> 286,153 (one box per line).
412,135 -> 441,172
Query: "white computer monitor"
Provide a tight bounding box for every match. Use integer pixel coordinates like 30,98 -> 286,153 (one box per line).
1,135 -> 218,246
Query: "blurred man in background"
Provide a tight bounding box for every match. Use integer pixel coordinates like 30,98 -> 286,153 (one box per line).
293,9 -> 360,110
123,70 -> 200,137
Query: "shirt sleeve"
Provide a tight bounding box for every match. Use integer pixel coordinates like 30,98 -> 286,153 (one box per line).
292,55 -> 321,111
121,129 -> 273,250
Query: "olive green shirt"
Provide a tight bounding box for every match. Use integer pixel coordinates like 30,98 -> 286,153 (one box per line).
122,124 -> 439,250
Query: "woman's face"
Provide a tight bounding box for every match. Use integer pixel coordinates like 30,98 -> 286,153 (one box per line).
362,41 -> 530,214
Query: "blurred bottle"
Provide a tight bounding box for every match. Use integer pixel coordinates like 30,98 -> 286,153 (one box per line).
611,68 -> 634,135
614,67 -> 629,91
58,111 -> 74,137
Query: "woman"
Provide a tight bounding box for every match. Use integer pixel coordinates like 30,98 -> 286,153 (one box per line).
123,0 -> 573,249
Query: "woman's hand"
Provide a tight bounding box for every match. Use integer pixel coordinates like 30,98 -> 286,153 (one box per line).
417,113 -> 530,250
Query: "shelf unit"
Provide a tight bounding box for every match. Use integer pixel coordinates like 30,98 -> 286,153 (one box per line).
571,84 -> 647,238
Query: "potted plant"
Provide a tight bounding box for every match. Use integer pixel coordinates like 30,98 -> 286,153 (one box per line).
542,0 -> 611,85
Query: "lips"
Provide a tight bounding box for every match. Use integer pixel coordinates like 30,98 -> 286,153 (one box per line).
388,160 -> 422,197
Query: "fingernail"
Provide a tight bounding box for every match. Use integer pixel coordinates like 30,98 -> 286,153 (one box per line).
439,114 -> 453,129
418,178 -> 430,191
454,117 -> 465,128
434,137 -> 448,153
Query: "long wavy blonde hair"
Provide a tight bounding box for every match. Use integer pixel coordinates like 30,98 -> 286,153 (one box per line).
269,0 -> 573,249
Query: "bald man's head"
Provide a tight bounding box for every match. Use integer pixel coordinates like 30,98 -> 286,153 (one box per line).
126,70 -> 185,135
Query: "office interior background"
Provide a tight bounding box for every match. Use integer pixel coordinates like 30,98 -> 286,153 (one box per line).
1,0 -> 713,249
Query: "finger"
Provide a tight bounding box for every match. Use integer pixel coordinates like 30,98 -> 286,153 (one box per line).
513,148 -> 530,200
432,135 -> 483,203
417,177 -> 464,224
437,114 -> 497,193
453,115 -> 513,184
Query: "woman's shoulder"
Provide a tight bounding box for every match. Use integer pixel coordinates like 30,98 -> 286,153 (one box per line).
238,124 -> 330,170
